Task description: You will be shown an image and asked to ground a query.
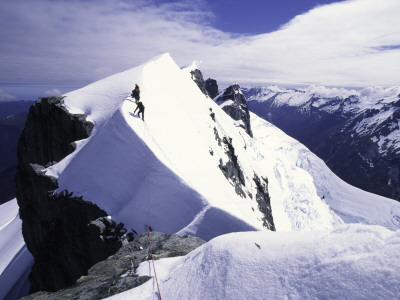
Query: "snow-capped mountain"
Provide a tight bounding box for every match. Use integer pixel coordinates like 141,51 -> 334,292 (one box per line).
4,54 -> 400,299
244,85 -> 400,202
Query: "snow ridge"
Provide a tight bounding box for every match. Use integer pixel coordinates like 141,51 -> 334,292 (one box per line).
5,54 -> 400,299
44,53 -> 340,237
109,224 -> 400,300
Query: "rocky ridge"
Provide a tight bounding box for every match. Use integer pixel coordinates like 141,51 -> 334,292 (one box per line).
22,232 -> 205,300
189,68 -> 219,99
215,84 -> 253,137
15,97 -> 131,293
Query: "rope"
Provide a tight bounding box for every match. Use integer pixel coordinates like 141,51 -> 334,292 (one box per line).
147,230 -> 162,299
144,121 -> 162,300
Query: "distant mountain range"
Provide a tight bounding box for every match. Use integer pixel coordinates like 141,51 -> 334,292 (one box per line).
244,86 -> 400,202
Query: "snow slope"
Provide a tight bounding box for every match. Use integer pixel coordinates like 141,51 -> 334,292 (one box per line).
46,53 -> 339,237
0,199 -> 33,300
251,115 -> 400,231
4,54 -> 400,299
108,224 -> 400,300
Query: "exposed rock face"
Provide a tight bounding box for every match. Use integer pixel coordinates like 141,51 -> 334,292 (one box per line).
253,175 -> 275,230
212,124 -> 275,231
205,78 -> 219,99
190,69 -> 219,100
212,89 -> 275,230
23,232 -> 205,300
219,137 -> 246,198
190,69 -> 209,96
15,97 -> 128,293
215,84 -> 253,137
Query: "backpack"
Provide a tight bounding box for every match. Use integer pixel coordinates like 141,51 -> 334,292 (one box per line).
131,89 -> 140,101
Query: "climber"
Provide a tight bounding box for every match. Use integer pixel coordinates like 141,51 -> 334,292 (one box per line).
134,100 -> 145,121
131,84 -> 140,103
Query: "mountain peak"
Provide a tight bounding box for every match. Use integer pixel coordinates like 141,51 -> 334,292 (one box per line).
215,83 -> 253,137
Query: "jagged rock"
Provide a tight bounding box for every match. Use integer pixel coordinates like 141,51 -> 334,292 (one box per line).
16,97 -> 93,166
215,84 -> 253,137
209,108 -> 216,122
213,127 -> 222,146
205,78 -> 219,99
15,97 -> 126,293
218,137 -> 246,198
190,69 -> 208,96
213,127 -> 275,230
253,174 -> 275,230
23,232 -> 205,300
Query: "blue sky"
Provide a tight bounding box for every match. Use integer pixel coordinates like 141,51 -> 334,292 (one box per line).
206,0 -> 342,34
0,0 -> 399,101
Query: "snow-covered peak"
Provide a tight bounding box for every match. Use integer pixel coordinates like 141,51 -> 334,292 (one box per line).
5,54 -> 400,299
44,53 -> 400,244
63,53 -> 174,131
181,60 -> 201,74
246,84 -> 400,111
44,53 -> 348,240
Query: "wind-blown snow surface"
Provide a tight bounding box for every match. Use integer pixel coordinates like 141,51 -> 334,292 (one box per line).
108,224 -> 400,300
0,199 -> 33,300
46,53 -> 340,236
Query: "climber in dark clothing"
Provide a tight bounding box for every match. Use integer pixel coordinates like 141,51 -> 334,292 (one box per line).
131,84 -> 140,103
134,100 -> 145,121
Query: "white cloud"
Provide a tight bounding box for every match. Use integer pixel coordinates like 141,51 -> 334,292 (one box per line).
202,0 -> 400,87
0,89 -> 16,102
43,89 -> 62,97
0,0 -> 399,87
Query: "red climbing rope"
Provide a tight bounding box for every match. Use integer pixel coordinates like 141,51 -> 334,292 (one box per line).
145,122 -> 162,300
147,230 -> 162,300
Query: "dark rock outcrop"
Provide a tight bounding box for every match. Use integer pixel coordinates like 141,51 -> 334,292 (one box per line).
218,137 -> 246,198
215,84 -> 253,137
253,175 -> 275,230
205,78 -> 219,99
212,100 -> 274,230
190,69 -> 209,96
15,97 -> 127,293
23,232 -> 205,300
190,69 -> 219,100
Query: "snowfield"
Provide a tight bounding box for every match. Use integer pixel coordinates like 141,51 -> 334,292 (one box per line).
2,53 -> 400,299
251,115 -> 400,231
108,224 -> 400,300
0,199 -> 33,300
